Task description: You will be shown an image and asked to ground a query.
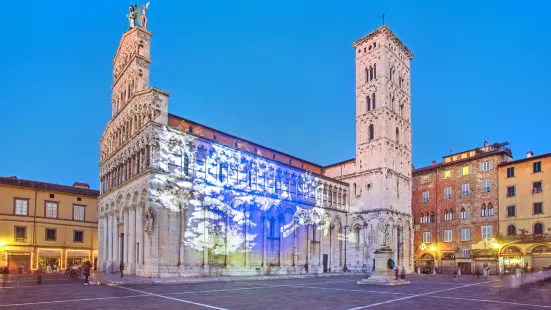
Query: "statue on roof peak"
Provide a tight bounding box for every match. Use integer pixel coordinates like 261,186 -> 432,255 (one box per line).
127,2 -> 150,30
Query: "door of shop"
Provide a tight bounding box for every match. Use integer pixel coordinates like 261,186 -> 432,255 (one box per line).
7,253 -> 31,273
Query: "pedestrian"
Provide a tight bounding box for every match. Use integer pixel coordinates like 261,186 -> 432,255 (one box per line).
395,266 -> 399,280
37,265 -> 43,284
83,262 -> 91,285
120,261 -> 124,278
401,266 -> 406,280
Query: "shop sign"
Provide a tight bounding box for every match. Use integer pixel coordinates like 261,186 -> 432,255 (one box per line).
67,250 -> 89,255
7,252 -> 31,256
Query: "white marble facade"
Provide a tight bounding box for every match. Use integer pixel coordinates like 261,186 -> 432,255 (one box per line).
97,20 -> 414,277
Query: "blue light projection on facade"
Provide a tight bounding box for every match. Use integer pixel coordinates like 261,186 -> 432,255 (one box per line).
150,126 -> 345,259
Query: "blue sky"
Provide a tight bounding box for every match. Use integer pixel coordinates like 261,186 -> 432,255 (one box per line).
1,0 -> 550,189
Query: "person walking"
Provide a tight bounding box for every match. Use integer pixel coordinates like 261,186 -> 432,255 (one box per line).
120,261 -> 124,278
37,265 -> 43,284
83,263 -> 91,285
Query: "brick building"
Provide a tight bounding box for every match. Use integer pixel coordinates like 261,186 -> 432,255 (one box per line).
412,141 -> 512,274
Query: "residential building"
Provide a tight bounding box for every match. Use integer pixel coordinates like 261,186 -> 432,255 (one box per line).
0,177 -> 99,272
97,7 -> 414,278
497,151 -> 551,273
412,141 -> 512,274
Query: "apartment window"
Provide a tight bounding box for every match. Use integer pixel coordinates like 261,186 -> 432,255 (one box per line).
422,191 -> 429,203
444,187 -> 452,200
45,201 -> 58,218
73,205 -> 85,221
443,170 -> 451,179
507,225 -> 516,236
533,161 -> 542,173
14,198 -> 29,216
14,226 -> 27,240
461,184 -> 470,196
462,248 -> 470,258
460,228 -> 470,241
73,231 -> 84,242
460,208 -> 467,219
481,204 -> 487,217
482,180 -> 491,192
507,205 -> 516,217
444,210 -> 449,221
449,209 -> 454,220
533,202 -> 543,214
533,181 -> 543,194
506,186 -> 516,197
506,167 -> 515,178
420,175 -> 431,184
488,203 -> 494,216
481,226 -> 493,239
422,231 -> 431,243
429,212 -> 435,223
534,223 -> 544,235
45,228 -> 56,241
444,230 -> 453,242
480,161 -> 493,171
461,166 -> 471,176
183,153 -> 190,176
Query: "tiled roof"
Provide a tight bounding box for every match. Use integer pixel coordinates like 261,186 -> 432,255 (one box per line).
498,152 -> 551,167
413,149 -> 512,175
0,177 -> 100,197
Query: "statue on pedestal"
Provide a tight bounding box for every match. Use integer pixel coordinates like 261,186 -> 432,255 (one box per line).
144,208 -> 155,235
126,2 -> 150,29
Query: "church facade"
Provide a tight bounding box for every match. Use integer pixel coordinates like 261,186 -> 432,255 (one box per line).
97,7 -> 414,278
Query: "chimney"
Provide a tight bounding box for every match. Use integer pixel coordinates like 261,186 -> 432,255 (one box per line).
484,141 -> 489,147
431,160 -> 437,165
73,182 -> 90,189
526,151 -> 534,158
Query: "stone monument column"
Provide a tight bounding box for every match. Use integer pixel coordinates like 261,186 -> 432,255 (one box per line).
124,209 -> 129,265
129,207 -> 136,271
107,215 -> 113,266
112,213 -> 119,267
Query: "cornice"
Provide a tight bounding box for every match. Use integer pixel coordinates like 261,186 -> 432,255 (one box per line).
352,25 -> 413,60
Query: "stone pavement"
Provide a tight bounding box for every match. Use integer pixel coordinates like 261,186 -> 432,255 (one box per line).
89,270 -> 360,285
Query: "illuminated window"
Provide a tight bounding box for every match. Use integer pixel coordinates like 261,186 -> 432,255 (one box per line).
420,175 -> 431,184
469,151 -> 476,156
461,153 -> 467,159
443,170 -> 451,179
461,166 -> 470,176
453,155 -> 458,161
444,158 -> 451,163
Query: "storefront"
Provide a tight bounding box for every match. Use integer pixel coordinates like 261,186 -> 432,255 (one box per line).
6,251 -> 31,273
419,253 -> 435,273
66,249 -> 90,267
38,249 -> 62,272
530,245 -> 551,271
440,252 -> 456,273
499,246 -> 524,275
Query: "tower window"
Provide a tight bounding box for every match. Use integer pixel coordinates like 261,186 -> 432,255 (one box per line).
374,63 -> 377,79
365,68 -> 368,83
367,96 -> 371,112
369,124 -> 374,140
369,66 -> 373,81
396,127 -> 399,143
373,42 -> 376,48
372,94 -> 376,109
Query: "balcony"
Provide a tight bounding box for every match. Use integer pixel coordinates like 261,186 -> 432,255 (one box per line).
14,237 -> 27,243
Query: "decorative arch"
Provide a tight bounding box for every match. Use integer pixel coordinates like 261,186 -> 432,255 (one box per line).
501,246 -> 522,255
534,222 -> 544,235
531,245 -> 551,254
507,224 -> 516,236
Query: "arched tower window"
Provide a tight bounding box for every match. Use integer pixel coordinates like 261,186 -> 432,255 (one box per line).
488,203 -> 494,216
367,96 -> 371,112
396,127 -> 399,143
372,94 -> 376,109
444,209 -> 449,221
391,96 -> 395,111
460,208 -> 467,219
369,66 -> 373,81
507,225 -> 516,236
369,124 -> 374,140
353,183 -> 357,196
449,209 -> 454,220
481,203 -> 487,217
534,222 -> 544,235
365,68 -> 369,83
374,63 -> 377,78
430,212 -> 435,223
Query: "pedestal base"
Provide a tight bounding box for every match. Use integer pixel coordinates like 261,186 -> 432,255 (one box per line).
357,276 -> 410,286
357,249 -> 410,286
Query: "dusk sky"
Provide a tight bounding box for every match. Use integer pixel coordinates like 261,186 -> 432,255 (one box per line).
1,0 -> 550,189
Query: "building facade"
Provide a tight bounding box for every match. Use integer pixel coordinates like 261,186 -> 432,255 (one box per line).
97,7 -> 414,278
497,151 -> 551,273
0,177 -> 99,273
412,142 -> 512,274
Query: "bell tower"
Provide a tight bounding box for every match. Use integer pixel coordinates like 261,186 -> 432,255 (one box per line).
351,25 -> 413,215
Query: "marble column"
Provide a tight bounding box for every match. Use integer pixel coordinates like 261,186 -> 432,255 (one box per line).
112,213 -> 119,267
278,216 -> 283,266
329,225 -> 334,270
244,210 -> 249,267
262,216 -> 266,268
306,226 -> 311,268
318,226 -> 323,267
107,215 -> 113,264
98,216 -> 104,268
124,209 -> 129,264
129,207 -> 136,269
293,223 -> 297,267
137,206 -> 144,265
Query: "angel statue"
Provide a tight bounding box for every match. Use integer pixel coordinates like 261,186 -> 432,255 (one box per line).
127,3 -> 150,29
144,208 -> 155,235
